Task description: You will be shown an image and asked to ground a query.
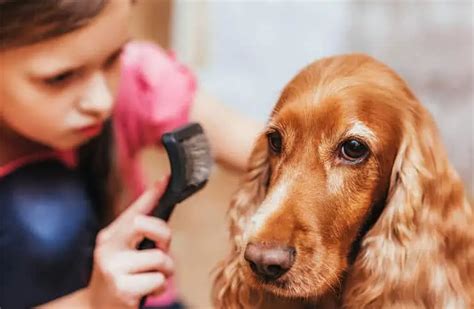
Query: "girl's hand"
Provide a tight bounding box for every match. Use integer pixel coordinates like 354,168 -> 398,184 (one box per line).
86,179 -> 173,308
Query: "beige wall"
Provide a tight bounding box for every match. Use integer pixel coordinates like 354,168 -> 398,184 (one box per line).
129,0 -> 172,48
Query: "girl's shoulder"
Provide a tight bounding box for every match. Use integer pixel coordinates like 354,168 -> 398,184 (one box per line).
119,41 -> 196,97
115,40 -> 196,133
113,41 -> 197,197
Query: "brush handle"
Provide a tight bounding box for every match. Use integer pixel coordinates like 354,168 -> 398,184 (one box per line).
137,194 -> 176,249
137,191 -> 177,308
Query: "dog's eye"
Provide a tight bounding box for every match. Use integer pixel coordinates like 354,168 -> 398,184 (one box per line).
341,139 -> 368,162
267,131 -> 282,154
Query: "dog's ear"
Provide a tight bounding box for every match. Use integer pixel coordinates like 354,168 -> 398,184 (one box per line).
212,134 -> 270,308
343,103 -> 473,307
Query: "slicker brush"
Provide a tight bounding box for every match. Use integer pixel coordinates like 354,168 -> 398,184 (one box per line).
138,122 -> 213,307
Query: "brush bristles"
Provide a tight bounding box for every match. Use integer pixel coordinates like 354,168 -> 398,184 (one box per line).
182,133 -> 213,186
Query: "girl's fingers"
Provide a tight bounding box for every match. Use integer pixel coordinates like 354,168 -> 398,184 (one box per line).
124,272 -> 167,298
129,215 -> 172,251
113,249 -> 174,277
99,176 -> 170,247
122,177 -> 168,218
104,189 -> 159,240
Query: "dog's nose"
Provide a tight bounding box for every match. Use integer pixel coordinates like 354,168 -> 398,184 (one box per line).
244,243 -> 295,280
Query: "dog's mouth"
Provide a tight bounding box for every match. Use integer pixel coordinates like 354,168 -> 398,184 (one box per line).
245,264 -> 292,293
242,250 -> 343,299
251,269 -> 291,288
246,265 -> 338,299
242,254 -> 312,297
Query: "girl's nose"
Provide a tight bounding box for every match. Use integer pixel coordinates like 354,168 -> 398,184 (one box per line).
78,73 -> 113,119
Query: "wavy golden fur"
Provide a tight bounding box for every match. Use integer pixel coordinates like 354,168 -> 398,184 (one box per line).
212,54 -> 474,308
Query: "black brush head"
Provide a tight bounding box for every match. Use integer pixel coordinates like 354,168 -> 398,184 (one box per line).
161,123 -> 213,203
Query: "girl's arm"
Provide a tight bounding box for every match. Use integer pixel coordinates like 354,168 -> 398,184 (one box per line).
190,90 -> 264,172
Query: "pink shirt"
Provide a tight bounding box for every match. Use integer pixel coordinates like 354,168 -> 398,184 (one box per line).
0,41 -> 196,305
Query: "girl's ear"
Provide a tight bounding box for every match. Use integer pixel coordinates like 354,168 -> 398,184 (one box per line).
212,134 -> 270,308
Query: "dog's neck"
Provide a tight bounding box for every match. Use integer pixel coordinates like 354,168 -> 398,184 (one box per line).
348,198 -> 388,265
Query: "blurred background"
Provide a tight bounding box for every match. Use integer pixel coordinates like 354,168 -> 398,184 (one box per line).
130,1 -> 473,307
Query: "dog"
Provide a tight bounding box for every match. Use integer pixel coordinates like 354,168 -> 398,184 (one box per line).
212,54 -> 474,308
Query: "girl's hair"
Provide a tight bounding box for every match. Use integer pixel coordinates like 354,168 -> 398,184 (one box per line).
1,0 -> 120,223
0,0 -> 107,49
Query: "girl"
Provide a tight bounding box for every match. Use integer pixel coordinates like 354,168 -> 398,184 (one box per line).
0,0 -> 261,308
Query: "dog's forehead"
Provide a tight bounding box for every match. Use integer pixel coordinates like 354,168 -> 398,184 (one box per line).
270,95 -> 398,160
271,94 -> 359,133
271,54 -> 410,134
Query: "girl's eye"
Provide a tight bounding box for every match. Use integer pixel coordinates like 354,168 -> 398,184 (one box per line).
44,70 -> 77,86
267,130 -> 283,154
340,139 -> 369,163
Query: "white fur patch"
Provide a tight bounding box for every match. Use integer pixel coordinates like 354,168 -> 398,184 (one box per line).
327,168 -> 344,194
431,265 -> 448,292
445,298 -> 465,309
244,178 -> 291,240
348,120 -> 377,142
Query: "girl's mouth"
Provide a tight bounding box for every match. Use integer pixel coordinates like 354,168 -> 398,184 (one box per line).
78,123 -> 103,138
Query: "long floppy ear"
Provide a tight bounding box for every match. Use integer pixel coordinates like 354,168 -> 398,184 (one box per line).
212,134 -> 270,309
343,104 -> 474,307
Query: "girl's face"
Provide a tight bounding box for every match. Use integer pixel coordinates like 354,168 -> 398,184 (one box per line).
0,0 -> 131,150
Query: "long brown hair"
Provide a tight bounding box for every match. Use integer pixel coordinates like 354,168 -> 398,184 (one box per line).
0,0 -> 119,223
0,0 -> 107,49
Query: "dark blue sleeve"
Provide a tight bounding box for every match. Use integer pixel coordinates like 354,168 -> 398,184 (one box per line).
0,160 -> 100,308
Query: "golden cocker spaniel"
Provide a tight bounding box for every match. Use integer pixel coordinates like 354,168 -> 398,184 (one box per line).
213,54 -> 474,308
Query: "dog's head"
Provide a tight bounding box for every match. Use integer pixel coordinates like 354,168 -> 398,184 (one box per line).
213,54 -> 451,306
